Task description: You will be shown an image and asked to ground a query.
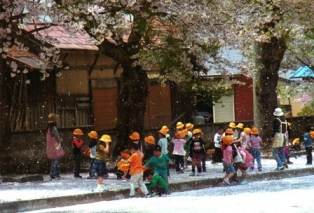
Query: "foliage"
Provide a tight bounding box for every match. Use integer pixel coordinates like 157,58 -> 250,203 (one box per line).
297,101 -> 314,116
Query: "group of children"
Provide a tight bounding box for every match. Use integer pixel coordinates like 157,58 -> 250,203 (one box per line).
67,121 -> 266,196
217,122 -> 263,185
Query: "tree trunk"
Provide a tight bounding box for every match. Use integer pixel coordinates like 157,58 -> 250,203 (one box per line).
254,37 -> 287,145
114,65 -> 148,156
0,59 -> 11,148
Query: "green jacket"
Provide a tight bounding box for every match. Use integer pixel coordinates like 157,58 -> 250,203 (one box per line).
146,174 -> 168,191
144,154 -> 171,176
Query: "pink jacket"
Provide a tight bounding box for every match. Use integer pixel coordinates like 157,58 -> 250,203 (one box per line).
222,145 -> 233,164
238,147 -> 253,167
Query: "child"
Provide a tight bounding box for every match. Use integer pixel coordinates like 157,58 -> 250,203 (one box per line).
94,134 -> 111,192
144,145 -> 172,194
72,128 -> 84,178
303,127 -> 313,165
221,135 -> 236,185
116,149 -> 131,180
237,146 -> 253,183
239,127 -> 251,150
143,136 -> 155,163
158,127 -> 170,176
144,169 -> 168,197
248,127 -> 263,171
129,132 -> 143,157
171,130 -> 187,174
124,143 -> 148,198
212,126 -> 224,164
87,131 -> 98,179
189,129 -> 206,176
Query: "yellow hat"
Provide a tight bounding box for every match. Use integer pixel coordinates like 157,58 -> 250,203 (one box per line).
176,122 -> 185,130
225,128 -> 234,135
251,127 -> 259,135
192,128 -> 202,135
229,122 -> 236,128
186,123 -> 194,130
73,128 -> 84,136
48,113 -> 58,123
222,135 -> 233,145
236,123 -> 244,129
144,136 -> 155,145
158,126 -> 169,136
88,131 -> 98,139
244,128 -> 251,135
129,132 -> 140,141
292,138 -> 300,145
175,130 -> 186,139
100,134 -> 112,143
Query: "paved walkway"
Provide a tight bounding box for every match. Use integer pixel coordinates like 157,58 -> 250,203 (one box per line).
1,153 -> 313,212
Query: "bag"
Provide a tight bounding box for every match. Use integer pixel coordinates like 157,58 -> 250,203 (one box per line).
273,133 -> 284,148
232,145 -> 243,163
47,129 -> 65,160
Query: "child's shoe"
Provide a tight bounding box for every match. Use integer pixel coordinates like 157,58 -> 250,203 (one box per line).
223,178 -> 230,185
189,172 -> 195,176
95,184 -> 106,192
258,168 -> 262,172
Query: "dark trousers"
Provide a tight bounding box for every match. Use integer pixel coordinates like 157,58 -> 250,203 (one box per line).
50,159 -> 60,177
174,155 -> 184,172
73,154 -> 81,176
89,158 -> 96,177
305,146 -> 313,164
213,147 -> 223,163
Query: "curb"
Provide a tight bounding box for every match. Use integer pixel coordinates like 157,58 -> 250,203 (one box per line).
1,167 -> 314,213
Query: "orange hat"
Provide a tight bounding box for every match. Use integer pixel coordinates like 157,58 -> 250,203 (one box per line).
225,128 -> 234,135
192,128 -> 202,135
118,163 -> 130,172
251,127 -> 259,135
176,122 -> 185,130
175,130 -> 186,139
88,131 -> 98,139
158,126 -> 169,136
129,132 -> 140,141
222,135 -> 233,145
229,122 -> 236,128
310,131 -> 314,139
100,134 -> 112,143
243,128 -> 251,135
144,136 -> 155,145
73,128 -> 84,136
186,123 -> 194,130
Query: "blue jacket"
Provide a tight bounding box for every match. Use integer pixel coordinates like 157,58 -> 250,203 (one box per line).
303,133 -> 312,147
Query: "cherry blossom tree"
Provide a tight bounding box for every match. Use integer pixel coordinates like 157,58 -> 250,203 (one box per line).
56,0 -> 235,152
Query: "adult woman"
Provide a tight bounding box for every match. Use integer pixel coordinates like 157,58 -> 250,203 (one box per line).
46,113 -> 64,179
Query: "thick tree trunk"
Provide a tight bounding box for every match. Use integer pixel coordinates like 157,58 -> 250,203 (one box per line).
254,37 -> 286,145
114,65 -> 148,155
0,59 -> 11,147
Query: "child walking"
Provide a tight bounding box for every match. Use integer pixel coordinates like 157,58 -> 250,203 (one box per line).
221,135 -> 236,185
303,127 -> 313,165
171,130 -> 187,174
125,143 -> 149,198
87,131 -> 98,179
143,136 -> 155,163
248,127 -> 263,171
189,129 -> 206,176
94,134 -> 111,192
212,126 -> 224,163
72,129 -> 84,178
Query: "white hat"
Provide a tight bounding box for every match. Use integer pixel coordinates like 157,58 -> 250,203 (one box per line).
273,108 -> 284,116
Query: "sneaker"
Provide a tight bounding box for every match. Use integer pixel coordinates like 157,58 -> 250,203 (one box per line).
189,172 -> 195,176
223,178 -> 230,185
279,166 -> 285,171
258,168 -> 262,172
240,180 -> 248,185
87,176 -> 96,179
180,168 -> 184,173
74,175 -> 82,178
95,185 -> 106,192
306,163 -> 312,165
176,171 -> 180,174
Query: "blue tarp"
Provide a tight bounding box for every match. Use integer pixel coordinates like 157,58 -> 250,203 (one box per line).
290,66 -> 314,79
